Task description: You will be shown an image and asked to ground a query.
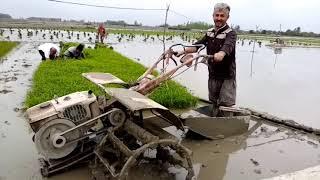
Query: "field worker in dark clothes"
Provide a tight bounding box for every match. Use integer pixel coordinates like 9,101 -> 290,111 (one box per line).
64,43 -> 85,59
38,43 -> 60,60
174,3 -> 237,116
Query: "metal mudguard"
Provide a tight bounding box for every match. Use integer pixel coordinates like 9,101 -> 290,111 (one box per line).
104,88 -> 184,130
181,105 -> 250,139
104,88 -> 167,111
82,72 -> 127,86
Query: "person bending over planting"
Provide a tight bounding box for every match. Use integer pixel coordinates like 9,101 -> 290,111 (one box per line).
63,43 -> 85,59
38,43 -> 60,61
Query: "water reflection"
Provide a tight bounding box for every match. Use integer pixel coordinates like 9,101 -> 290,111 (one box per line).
249,40 -> 262,77
111,37 -> 320,129
1,28 -> 320,128
274,47 -> 283,55
183,120 -> 262,180
273,47 -> 282,68
183,133 -> 247,180
1,28 -> 320,180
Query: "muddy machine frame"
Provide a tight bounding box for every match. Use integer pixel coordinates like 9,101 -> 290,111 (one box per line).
26,44 -> 249,179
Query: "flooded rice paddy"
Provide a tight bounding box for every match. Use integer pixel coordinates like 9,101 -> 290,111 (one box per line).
112,37 -> 320,129
0,28 -> 319,180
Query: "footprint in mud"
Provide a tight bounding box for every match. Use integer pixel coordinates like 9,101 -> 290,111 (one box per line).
1,133 -> 6,138
307,141 -> 318,148
22,64 -> 32,68
3,76 -> 18,82
0,70 -> 21,74
250,158 -> 259,166
3,121 -> 11,125
285,131 -> 297,136
254,169 -> 262,174
271,169 -> 278,173
0,89 -> 13,94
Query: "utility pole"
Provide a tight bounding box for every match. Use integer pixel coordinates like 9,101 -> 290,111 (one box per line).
279,24 -> 282,35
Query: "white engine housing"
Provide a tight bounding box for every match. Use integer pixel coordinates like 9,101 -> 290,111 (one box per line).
26,91 -> 98,132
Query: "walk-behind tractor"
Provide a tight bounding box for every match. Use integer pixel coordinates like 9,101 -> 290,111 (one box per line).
26,44 -> 250,179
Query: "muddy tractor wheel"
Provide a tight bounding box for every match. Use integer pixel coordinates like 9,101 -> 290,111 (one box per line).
119,139 -> 195,180
34,118 -> 81,159
92,139 -> 195,180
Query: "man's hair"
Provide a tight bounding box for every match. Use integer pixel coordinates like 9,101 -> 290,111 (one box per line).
49,54 -> 55,60
49,47 -> 57,60
214,3 -> 230,15
76,43 -> 84,51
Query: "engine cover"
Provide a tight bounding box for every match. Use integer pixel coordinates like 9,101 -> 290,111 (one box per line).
26,91 -> 97,132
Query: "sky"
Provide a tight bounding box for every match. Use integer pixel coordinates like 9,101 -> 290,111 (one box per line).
1,0 -> 320,33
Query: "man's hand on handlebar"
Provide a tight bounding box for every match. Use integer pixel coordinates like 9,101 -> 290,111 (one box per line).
173,50 -> 185,57
162,44 -> 207,67
172,46 -> 198,57
213,51 -> 226,62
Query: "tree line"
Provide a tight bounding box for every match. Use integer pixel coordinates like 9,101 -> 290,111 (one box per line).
0,13 -> 12,19
170,22 -> 320,38
243,26 -> 320,38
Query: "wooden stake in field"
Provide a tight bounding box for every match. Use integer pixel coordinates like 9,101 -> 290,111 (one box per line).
162,4 -> 170,73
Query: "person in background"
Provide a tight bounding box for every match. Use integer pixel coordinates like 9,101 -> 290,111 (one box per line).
63,43 -> 85,59
38,43 -> 60,60
97,24 -> 107,43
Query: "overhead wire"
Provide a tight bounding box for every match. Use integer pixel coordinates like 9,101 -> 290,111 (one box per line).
48,0 -> 197,22
48,0 -> 166,11
169,9 -> 193,21
47,0 -> 199,56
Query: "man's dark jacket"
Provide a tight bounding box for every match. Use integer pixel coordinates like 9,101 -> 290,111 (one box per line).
194,24 -> 237,80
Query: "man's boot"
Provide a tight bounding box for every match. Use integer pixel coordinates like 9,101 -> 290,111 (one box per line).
210,103 -> 219,117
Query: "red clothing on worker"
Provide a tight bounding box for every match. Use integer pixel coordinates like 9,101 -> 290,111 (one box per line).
98,26 -> 106,36
97,24 -> 107,43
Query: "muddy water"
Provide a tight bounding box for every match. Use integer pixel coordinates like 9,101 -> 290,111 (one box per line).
0,41 -> 92,180
0,28 -> 135,46
112,40 -> 320,129
0,28 -> 97,44
0,43 -> 42,179
184,118 -> 320,180
0,29 -> 320,180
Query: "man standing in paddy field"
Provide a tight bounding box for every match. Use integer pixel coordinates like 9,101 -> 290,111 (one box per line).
175,3 -> 237,116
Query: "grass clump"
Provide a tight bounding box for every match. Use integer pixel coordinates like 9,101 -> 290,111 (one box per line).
149,81 -> 198,109
25,43 -> 198,109
0,41 -> 18,59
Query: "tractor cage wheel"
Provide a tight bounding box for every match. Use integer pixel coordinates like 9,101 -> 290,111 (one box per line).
118,139 -> 195,180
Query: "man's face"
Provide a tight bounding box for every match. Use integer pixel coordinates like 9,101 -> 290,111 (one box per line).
213,10 -> 229,29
